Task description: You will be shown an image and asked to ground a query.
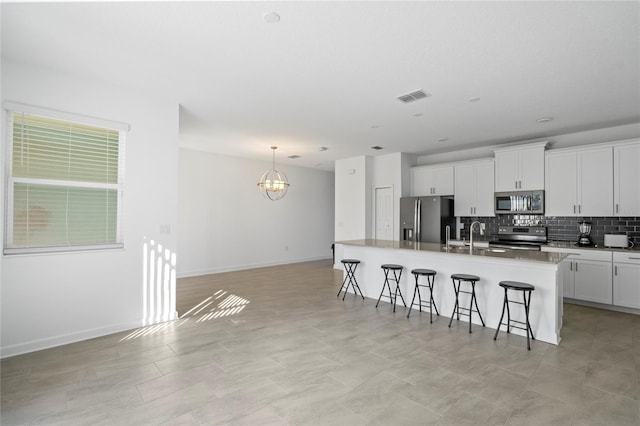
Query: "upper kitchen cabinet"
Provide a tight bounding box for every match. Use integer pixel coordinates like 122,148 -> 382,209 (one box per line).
411,164 -> 454,196
494,142 -> 547,191
545,146 -> 613,216
613,140 -> 640,216
455,159 -> 495,217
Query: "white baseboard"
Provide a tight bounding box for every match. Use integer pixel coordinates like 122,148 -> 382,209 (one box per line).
564,298 -> 640,315
0,316 -> 175,359
176,256 -> 332,278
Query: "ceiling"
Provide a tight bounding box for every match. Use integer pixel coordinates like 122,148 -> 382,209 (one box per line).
2,1 -> 639,171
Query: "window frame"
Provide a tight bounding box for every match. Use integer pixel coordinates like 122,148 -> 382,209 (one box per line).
3,102 -> 129,255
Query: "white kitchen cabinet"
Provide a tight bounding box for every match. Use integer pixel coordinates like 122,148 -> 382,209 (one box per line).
555,256 -> 612,302
494,142 -> 546,191
455,164 -> 475,216
542,247 -> 613,304
545,152 -> 577,216
559,259 -> 574,298
454,160 -> 494,217
613,252 -> 640,309
580,148 -> 613,216
613,141 -> 640,216
475,162 -> 495,216
574,259 -> 613,304
545,146 -> 613,216
411,164 -> 454,196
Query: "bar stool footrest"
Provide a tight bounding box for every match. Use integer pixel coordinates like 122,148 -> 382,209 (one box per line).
497,319 -> 534,336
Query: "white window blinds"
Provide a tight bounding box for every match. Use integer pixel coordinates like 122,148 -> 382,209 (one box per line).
5,107 -> 127,254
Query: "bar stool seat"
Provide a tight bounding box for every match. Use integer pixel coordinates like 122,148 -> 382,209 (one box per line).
494,281 -> 536,350
407,269 -> 439,322
499,281 -> 535,292
381,264 -> 403,270
451,273 -> 479,281
375,264 -> 406,312
448,273 -> 485,333
337,259 -> 364,300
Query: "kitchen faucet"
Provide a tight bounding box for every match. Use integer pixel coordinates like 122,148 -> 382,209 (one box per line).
445,225 -> 451,250
469,220 -> 482,253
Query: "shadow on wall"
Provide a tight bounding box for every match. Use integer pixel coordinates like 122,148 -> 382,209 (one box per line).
142,237 -> 178,326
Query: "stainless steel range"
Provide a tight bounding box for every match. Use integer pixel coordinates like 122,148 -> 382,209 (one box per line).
488,226 -> 548,251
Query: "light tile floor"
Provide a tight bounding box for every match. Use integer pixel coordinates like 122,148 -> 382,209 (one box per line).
1,260 -> 639,425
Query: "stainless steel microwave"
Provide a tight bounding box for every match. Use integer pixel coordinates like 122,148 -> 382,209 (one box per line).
495,191 -> 544,214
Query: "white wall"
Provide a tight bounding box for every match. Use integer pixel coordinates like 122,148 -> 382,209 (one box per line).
177,148 -> 334,277
1,60 -> 179,357
417,123 -> 640,166
334,156 -> 372,264
335,156 -> 372,242
372,152 -> 407,241
334,153 -> 412,263
401,153 -> 416,197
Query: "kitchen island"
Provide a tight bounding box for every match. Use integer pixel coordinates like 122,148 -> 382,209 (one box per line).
335,239 -> 568,345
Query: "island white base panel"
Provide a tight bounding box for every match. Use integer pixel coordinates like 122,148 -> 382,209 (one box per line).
338,244 -> 562,345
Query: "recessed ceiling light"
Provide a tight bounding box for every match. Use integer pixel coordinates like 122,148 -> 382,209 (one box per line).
288,155 -> 300,159
317,147 -> 328,152
536,116 -> 554,123
371,146 -> 384,150
263,12 -> 280,23
436,138 -> 448,142
468,97 -> 481,102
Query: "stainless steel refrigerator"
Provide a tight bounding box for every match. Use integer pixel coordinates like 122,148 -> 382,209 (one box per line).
400,196 -> 455,243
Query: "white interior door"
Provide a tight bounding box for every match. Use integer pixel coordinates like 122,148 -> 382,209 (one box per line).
375,187 -> 393,240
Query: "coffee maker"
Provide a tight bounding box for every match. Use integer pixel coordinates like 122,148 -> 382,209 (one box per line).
577,221 -> 594,246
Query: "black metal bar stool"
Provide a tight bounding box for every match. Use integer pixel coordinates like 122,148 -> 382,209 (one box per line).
337,259 -> 364,300
375,264 -> 406,312
493,281 -> 536,350
448,273 -> 485,333
407,269 -> 439,323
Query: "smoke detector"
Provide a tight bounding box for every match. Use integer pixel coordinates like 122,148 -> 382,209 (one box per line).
263,12 -> 281,23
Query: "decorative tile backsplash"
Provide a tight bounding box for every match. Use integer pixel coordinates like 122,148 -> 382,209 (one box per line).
460,215 -> 640,247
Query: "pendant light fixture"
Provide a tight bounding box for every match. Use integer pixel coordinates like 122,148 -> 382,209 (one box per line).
257,146 -> 290,200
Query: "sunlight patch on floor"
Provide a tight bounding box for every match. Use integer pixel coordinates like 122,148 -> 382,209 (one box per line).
183,289 -> 250,323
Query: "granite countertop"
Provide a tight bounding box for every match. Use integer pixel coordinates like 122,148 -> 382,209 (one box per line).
336,239 -> 567,264
545,240 -> 640,253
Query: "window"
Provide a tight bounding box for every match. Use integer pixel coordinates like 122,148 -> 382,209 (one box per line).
4,104 -> 128,254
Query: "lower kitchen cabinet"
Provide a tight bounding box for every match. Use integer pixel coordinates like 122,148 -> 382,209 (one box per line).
559,259 -> 574,298
543,247 -> 613,304
613,252 -> 640,309
574,259 -> 613,304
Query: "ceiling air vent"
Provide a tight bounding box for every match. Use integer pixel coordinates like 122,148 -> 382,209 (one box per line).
288,155 -> 301,159
396,89 -> 431,103
371,146 -> 384,150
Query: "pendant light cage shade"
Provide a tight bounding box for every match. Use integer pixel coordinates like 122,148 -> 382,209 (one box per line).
257,146 -> 290,201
